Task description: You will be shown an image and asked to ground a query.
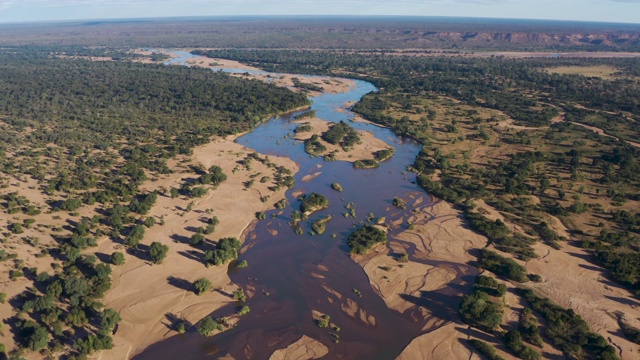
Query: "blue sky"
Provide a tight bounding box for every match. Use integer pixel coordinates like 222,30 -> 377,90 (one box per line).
0,0 -> 639,24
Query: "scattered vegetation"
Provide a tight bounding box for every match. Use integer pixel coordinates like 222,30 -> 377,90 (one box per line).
311,215 -> 332,235
304,135 -> 327,155
197,316 -> 222,336
459,275 -> 505,331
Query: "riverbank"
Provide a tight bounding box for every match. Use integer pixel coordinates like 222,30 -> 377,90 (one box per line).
99,134 -> 299,359
156,49 -> 357,97
351,196 -> 497,359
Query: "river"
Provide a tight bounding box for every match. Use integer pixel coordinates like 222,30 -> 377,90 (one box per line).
135,51 -> 432,359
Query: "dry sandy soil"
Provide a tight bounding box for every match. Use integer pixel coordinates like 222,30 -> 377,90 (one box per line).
268,335 -> 328,360
350,194 -> 499,359
292,117 -> 391,163
0,175 -> 101,354
183,56 -> 263,72
98,135 -> 299,359
474,199 -> 640,359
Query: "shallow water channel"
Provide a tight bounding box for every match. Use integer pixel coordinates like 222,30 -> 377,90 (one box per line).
136,51 -> 433,359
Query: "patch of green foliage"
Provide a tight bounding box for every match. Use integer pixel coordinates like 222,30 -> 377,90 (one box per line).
373,148 -> 395,162
347,225 -> 387,254
193,278 -> 212,296
504,330 -> 541,360
518,288 -> 619,360
353,159 -> 379,169
467,340 -> 505,360
300,193 -> 329,214
149,241 -> 169,264
304,134 -> 327,155
459,290 -> 504,331
322,121 -> 360,150
311,215 -> 332,235
204,237 -> 241,266
479,249 -> 529,283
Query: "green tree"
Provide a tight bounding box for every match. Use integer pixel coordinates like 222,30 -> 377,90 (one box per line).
111,252 -> 125,266
21,321 -> 49,352
197,316 -> 221,336
149,242 -> 169,264
99,309 -> 121,331
194,278 -> 212,296
190,233 -> 205,246
233,288 -> 247,302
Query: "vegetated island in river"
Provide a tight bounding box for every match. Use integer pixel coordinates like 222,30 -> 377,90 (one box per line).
293,117 -> 391,164
300,193 -> 329,215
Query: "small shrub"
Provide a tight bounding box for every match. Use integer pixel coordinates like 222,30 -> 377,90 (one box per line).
197,316 -> 221,336
10,270 -> 24,281
233,288 -> 247,302
111,252 -> 125,265
237,305 -> 250,316
149,242 -> 169,264
193,278 -> 212,296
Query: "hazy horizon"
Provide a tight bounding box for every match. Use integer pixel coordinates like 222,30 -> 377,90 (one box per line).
0,0 -> 639,25
2,15 -> 640,28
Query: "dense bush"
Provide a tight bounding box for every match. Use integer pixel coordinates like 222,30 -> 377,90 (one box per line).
353,159 -> 379,169
311,215 -> 331,235
518,288 -> 618,360
204,237 -> 241,266
458,290 -> 503,330
304,134 -> 327,155
347,225 -> 387,254
373,148 -> 395,162
197,316 -> 222,336
322,121 -> 360,150
467,339 -> 505,360
300,193 -> 329,214
110,252 -> 125,266
479,249 -> 528,283
504,330 -> 541,360
193,278 -> 212,296
149,242 -> 169,264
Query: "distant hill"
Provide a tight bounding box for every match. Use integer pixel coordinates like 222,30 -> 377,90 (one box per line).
1,16 -> 639,51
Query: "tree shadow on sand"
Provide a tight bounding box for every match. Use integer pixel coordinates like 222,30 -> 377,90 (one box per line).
167,276 -> 193,292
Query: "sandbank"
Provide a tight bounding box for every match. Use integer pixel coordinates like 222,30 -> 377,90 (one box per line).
100,134 -> 298,359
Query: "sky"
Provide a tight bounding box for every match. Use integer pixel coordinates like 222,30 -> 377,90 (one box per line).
0,0 -> 639,24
